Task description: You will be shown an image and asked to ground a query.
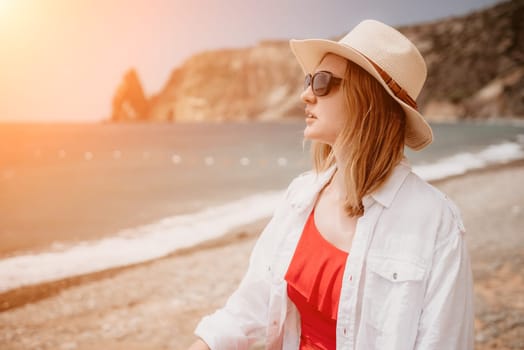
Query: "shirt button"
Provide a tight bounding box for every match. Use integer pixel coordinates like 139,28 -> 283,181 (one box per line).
393,272 -> 398,280
343,328 -> 347,335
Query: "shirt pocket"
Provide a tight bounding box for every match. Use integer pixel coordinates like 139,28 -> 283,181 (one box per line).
363,254 -> 426,334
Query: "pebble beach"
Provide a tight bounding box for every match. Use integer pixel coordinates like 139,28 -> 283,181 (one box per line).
1,160 -> 523,350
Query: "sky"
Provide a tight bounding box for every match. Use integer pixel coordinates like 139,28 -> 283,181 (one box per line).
0,0 -> 504,122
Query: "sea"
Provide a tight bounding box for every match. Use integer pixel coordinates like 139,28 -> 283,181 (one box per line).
0,120 -> 523,293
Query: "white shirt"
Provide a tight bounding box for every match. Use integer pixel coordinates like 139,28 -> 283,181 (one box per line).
194,159 -> 474,349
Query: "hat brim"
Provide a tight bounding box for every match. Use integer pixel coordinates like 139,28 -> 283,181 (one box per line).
289,38 -> 433,151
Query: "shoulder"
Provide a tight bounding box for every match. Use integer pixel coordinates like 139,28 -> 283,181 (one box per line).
285,169 -> 316,194
395,171 -> 466,240
282,166 -> 335,208
402,171 -> 463,217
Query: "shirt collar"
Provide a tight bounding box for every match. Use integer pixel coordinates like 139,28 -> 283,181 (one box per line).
365,158 -> 412,209
302,157 -> 412,211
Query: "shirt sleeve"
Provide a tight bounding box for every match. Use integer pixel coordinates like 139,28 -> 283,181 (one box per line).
413,198 -> 475,350
194,177 -> 298,350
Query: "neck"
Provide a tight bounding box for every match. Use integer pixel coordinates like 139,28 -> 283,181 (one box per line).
328,147 -> 348,201
328,148 -> 408,200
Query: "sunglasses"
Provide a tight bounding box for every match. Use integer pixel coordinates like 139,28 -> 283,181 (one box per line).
304,71 -> 343,97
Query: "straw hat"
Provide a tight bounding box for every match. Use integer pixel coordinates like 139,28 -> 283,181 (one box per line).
289,19 -> 433,151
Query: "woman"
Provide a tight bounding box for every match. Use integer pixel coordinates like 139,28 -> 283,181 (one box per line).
188,19 -> 474,350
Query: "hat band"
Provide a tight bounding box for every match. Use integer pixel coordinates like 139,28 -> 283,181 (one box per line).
368,61 -> 418,110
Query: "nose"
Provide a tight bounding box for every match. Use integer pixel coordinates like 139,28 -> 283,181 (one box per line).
300,85 -> 316,104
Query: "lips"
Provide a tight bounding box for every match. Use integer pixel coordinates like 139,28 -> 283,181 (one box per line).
305,109 -> 317,119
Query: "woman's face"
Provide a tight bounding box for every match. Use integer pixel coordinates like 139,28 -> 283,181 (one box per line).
301,53 -> 348,146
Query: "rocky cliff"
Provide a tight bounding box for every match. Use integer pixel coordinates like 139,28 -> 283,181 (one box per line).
110,0 -> 523,123
401,0 -> 523,120
145,42 -> 303,122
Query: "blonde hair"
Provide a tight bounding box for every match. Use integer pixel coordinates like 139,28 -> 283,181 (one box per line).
310,59 -> 407,217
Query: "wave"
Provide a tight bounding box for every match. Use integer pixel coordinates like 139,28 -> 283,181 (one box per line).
0,141 -> 522,293
0,191 -> 284,293
413,141 -> 524,181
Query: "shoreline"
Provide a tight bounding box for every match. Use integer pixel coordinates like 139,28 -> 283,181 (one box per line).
1,116 -> 523,126
1,121 -> 522,258
1,158 -> 523,312
430,157 -> 524,185
0,217 -> 270,313
0,159 -> 522,349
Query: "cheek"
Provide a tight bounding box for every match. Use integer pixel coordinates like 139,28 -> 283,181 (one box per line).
331,102 -> 348,133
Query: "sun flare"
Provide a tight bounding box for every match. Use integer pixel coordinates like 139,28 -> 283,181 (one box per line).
0,0 -> 16,20
0,0 -> 11,12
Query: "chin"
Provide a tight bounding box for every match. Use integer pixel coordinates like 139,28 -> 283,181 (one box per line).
303,128 -> 316,141
303,131 -> 332,145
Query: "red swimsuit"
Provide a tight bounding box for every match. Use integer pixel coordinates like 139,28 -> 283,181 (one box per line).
284,208 -> 349,350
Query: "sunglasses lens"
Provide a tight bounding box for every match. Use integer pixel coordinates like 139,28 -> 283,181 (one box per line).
304,74 -> 312,90
312,72 -> 330,96
304,71 -> 339,96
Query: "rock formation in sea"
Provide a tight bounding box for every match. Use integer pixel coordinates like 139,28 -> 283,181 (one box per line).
111,69 -> 149,122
